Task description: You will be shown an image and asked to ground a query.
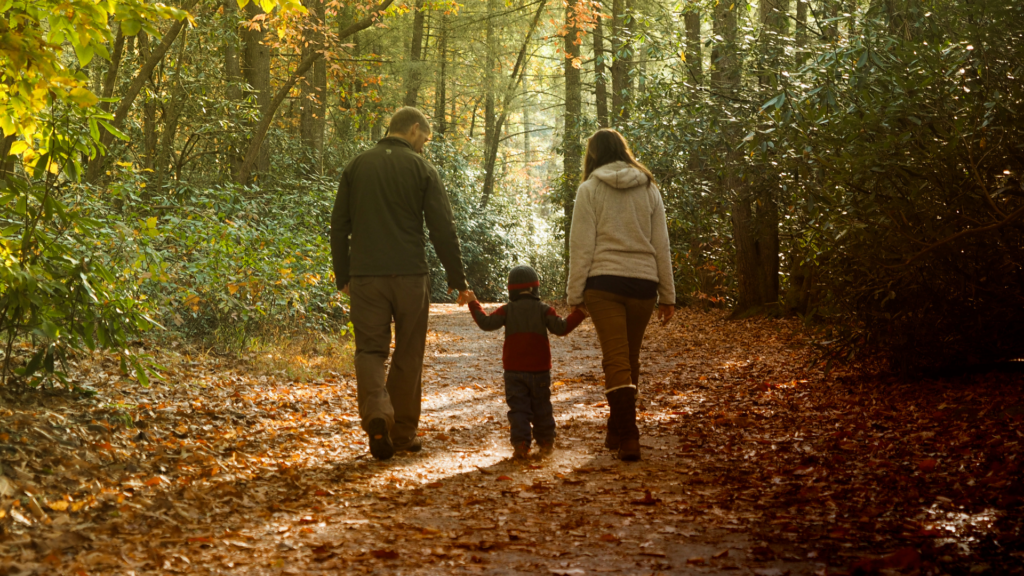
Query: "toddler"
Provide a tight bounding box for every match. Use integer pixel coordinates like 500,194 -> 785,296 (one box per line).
468,265 -> 586,459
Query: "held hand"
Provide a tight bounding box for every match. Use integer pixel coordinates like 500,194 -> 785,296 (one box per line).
456,289 -> 476,306
571,304 -> 589,318
658,304 -> 675,325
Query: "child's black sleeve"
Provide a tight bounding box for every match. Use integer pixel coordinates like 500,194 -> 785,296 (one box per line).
469,301 -> 507,331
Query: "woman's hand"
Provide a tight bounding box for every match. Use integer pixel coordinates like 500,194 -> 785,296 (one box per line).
571,304 -> 589,318
658,304 -> 675,325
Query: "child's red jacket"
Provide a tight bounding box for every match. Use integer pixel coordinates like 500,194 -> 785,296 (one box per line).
469,296 -> 585,372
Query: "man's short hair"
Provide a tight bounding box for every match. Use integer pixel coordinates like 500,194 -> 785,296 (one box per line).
388,107 -> 431,137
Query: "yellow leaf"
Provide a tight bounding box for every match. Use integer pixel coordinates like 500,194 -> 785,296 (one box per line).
46,500 -> 69,512
7,140 -> 29,156
69,87 -> 99,108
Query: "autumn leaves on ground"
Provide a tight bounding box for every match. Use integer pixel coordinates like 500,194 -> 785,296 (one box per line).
0,306 -> 1021,576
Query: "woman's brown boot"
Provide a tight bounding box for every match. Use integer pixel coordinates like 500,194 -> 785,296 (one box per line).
604,412 -> 620,450
607,388 -> 640,461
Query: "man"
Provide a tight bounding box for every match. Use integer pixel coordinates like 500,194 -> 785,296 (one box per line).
331,107 -> 472,460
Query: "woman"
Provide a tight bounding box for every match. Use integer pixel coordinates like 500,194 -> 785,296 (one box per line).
567,129 -> 675,461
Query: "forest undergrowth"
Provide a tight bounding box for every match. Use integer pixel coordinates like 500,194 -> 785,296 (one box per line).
0,306 -> 1020,576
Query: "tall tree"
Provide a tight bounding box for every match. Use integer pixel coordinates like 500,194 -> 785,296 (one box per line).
223,0 -> 244,175
154,29 -> 190,193
610,0 -> 629,121
138,32 -> 159,170
710,0 -> 738,93
594,7 -> 609,128
299,0 -> 328,165
682,3 -> 702,84
99,26 -> 126,114
403,0 -> 426,106
483,0 -> 497,156
731,0 -> 783,316
234,0 -> 395,184
242,1 -> 273,177
479,0 -> 547,207
563,0 -> 583,280
795,0 -> 809,66
434,13 -> 448,137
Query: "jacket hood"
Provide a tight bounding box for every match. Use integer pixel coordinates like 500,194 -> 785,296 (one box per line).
591,161 -> 647,190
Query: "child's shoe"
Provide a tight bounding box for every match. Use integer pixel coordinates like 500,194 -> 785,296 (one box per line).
537,440 -> 555,458
512,441 -> 531,460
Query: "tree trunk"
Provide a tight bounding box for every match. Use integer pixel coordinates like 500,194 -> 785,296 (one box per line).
795,0 -> 808,66
0,135 -> 16,180
479,0 -> 547,208
242,1 -> 273,178
434,13 -> 448,137
154,30 -> 189,195
484,0 -> 497,154
522,79 -> 531,164
234,0 -> 395,184
758,0 -> 789,88
138,32 -> 158,171
299,0 -> 327,167
403,0 -> 426,106
783,255 -> 813,316
710,0 -> 739,94
223,0 -> 244,175
563,0 -> 583,288
730,193 -> 780,315
683,5 -> 702,84
99,26 -> 125,114
610,0 -> 629,122
824,0 -> 839,42
594,10 -> 609,128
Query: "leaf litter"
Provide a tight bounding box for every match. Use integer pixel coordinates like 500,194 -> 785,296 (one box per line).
0,304 -> 1020,575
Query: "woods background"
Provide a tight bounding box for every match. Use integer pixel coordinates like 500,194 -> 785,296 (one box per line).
1,0 -> 1022,386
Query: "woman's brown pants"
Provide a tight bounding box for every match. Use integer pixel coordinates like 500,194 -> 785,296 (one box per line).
584,289 -> 656,394
585,289 -> 655,458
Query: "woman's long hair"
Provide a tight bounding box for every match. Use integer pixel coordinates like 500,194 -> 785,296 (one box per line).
581,129 -> 656,187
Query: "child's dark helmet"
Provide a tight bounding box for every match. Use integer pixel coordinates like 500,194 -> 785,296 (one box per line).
507,265 -> 540,300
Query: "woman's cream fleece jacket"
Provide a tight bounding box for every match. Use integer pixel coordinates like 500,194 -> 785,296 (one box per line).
566,161 -> 675,306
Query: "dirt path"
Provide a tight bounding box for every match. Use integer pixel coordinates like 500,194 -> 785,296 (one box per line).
2,305 -> 1021,575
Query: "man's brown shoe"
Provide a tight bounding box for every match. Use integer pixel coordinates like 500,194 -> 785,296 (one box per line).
395,438 -> 423,453
367,418 -> 394,460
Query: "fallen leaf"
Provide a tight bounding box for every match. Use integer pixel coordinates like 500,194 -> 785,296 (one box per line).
371,549 -> 399,559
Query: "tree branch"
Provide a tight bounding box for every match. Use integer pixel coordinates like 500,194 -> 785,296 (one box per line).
893,203 -> 1024,267
235,0 -> 395,184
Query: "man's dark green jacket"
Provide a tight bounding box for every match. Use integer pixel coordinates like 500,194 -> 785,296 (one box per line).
331,137 -> 468,291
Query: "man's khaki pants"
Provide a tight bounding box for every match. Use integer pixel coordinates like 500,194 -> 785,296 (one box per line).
349,275 -> 430,448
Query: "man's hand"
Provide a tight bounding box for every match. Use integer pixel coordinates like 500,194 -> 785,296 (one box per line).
341,284 -> 350,296
449,287 -> 475,305
658,304 -> 675,325
571,304 -> 589,318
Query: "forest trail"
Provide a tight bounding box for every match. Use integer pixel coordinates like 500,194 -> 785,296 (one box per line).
1,305 -> 1021,575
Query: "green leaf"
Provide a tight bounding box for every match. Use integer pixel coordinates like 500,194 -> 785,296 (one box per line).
73,42 -> 95,67
22,348 -> 46,377
120,19 -> 142,36
97,119 -> 129,141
